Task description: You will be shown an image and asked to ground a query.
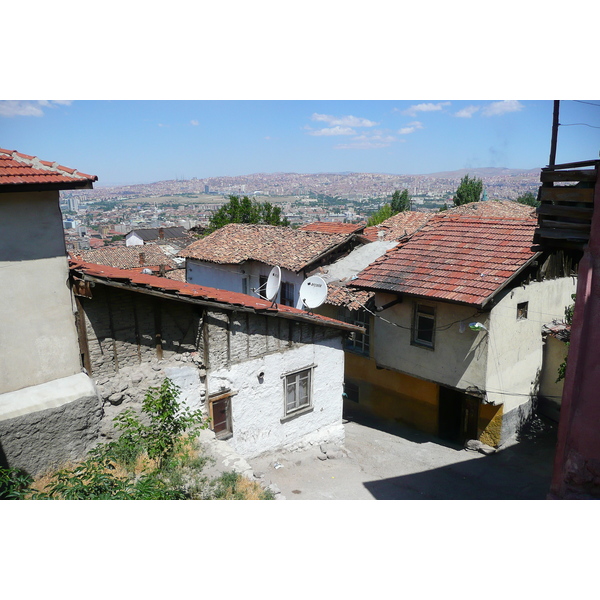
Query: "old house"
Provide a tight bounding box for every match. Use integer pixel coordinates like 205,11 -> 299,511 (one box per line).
0,148 -> 101,475
125,226 -> 190,247
346,201 -> 578,447
70,260 -> 362,458
179,223 -> 363,308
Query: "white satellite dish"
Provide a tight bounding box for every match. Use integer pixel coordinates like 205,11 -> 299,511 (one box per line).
300,276 -> 328,310
265,266 -> 281,302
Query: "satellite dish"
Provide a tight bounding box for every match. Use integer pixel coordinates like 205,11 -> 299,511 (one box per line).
141,268 -> 153,275
300,276 -> 328,310
265,266 -> 281,302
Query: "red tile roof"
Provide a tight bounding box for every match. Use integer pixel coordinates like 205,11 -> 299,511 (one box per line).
326,283 -> 374,311
0,148 -> 97,189
179,223 -> 355,272
362,211 -> 432,242
71,244 -> 177,271
300,221 -> 365,235
350,213 -> 540,308
69,259 -> 362,333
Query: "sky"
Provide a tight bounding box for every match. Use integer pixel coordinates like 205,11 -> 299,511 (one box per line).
2,99 -> 599,187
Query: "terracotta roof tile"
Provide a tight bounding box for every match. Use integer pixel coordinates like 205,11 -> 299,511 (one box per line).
179,223 -> 353,272
69,259 -> 361,333
362,211 -> 432,242
300,221 -> 365,235
71,244 -> 177,270
350,212 -> 539,308
0,148 -> 97,188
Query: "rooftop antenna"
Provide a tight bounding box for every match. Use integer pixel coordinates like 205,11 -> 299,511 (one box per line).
299,276 -> 328,313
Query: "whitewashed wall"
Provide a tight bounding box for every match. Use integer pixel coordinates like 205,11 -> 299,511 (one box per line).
209,336 -> 345,457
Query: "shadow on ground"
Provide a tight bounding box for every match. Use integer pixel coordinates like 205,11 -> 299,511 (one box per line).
347,409 -> 558,500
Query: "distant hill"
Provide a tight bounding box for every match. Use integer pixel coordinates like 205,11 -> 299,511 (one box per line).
419,167 -> 541,178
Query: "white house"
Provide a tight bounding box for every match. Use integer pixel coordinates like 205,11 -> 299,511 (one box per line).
179,223 -> 364,309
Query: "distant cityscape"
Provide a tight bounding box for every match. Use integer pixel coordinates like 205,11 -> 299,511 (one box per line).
60,167 -> 542,250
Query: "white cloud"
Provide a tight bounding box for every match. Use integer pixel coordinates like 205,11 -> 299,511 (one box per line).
454,105 -> 480,118
190,119 -> 199,126
335,141 -> 391,149
0,100 -> 71,117
481,100 -> 524,116
402,102 -> 450,117
309,126 -> 356,136
398,121 -> 423,135
311,113 -> 377,127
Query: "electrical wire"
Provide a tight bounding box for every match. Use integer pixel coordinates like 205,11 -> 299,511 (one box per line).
572,100 -> 600,108
559,122 -> 600,129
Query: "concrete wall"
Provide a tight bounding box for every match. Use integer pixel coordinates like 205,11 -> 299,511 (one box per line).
372,292 -> 489,391
0,191 -> 82,393
0,190 -> 102,475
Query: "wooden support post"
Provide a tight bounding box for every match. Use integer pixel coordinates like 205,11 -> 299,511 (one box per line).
549,100 -> 560,167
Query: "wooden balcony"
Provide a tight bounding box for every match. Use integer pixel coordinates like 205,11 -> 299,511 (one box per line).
533,160 -> 598,251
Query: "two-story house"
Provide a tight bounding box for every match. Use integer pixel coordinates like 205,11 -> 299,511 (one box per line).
346,201 -> 579,447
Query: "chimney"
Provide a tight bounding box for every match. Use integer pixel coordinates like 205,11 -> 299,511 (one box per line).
139,252 -> 145,265
158,227 -> 165,240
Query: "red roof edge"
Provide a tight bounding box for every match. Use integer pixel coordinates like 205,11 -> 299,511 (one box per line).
69,259 -> 362,333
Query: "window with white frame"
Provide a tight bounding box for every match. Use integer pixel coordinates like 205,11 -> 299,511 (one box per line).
412,303 -> 435,349
284,367 -> 312,416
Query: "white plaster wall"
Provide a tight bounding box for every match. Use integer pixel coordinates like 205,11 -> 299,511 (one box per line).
372,292 -> 489,390
125,233 -> 143,246
486,276 -> 577,411
208,336 -> 345,457
186,258 -> 305,305
0,191 -> 82,393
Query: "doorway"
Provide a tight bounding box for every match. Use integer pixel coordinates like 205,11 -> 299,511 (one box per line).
209,391 -> 233,440
438,387 -> 479,444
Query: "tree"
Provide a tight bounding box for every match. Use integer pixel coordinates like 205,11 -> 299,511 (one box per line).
390,189 -> 411,213
206,195 -> 289,234
367,204 -> 394,227
516,191 -> 540,207
453,175 -> 483,206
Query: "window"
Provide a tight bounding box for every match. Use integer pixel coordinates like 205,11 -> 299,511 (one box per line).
412,304 -> 435,349
344,309 -> 370,355
284,368 -> 312,416
242,277 -> 249,295
281,281 -> 295,307
517,301 -> 528,320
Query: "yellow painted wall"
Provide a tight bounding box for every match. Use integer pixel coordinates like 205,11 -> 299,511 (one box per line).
478,403 -> 503,447
345,351 -> 439,435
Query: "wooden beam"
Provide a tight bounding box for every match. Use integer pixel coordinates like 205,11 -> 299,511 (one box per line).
537,204 -> 594,218
540,169 -> 597,183
543,159 -> 600,170
539,187 -> 595,204
539,219 -> 591,231
549,100 -> 560,167
536,228 -> 590,241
